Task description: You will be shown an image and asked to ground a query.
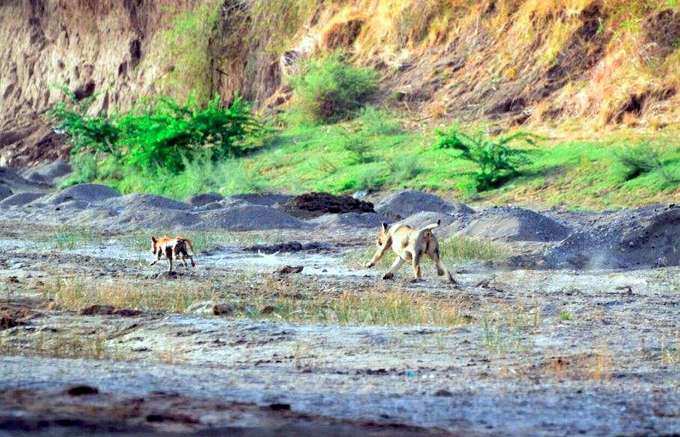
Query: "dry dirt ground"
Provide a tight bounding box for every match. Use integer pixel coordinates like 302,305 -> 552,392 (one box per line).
0,222 -> 678,436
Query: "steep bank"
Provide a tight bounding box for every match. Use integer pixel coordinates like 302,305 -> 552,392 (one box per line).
1,0 -> 679,167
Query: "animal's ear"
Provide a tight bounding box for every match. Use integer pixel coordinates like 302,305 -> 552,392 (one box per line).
381,222 -> 389,232
151,236 -> 157,243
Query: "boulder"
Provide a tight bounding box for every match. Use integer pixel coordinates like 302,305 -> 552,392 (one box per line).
0,192 -> 45,207
460,206 -> 571,242
187,192 -> 223,207
45,184 -> 120,204
375,190 -> 473,220
196,205 -> 307,231
308,212 -> 384,229
0,185 -> 12,201
103,193 -> 190,210
546,204 -> 679,269
22,159 -> 72,184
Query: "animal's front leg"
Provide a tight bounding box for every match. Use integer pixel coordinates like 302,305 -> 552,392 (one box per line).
382,257 -> 404,280
150,251 -> 162,266
366,243 -> 390,268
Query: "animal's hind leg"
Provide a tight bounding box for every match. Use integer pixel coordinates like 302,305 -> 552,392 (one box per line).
411,251 -> 423,281
178,250 -> 189,268
428,248 -> 455,283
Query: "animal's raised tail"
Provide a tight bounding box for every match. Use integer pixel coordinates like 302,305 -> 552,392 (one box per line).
184,238 -> 197,267
417,219 -> 441,234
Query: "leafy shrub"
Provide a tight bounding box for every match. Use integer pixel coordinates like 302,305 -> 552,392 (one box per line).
358,106 -> 403,136
435,126 -> 536,191
51,95 -> 262,174
386,155 -> 423,184
340,131 -> 372,163
614,143 -> 663,181
290,53 -> 378,123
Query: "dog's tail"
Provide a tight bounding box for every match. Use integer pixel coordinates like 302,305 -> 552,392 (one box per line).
416,219 -> 441,238
182,238 -> 196,256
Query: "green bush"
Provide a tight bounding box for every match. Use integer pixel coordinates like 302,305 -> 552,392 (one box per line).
290,53 -> 378,123
51,95 -> 261,174
614,143 -> 663,181
435,126 -> 536,191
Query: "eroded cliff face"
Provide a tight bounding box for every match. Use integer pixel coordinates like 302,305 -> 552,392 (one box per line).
0,0 -> 678,167
0,0 -> 198,165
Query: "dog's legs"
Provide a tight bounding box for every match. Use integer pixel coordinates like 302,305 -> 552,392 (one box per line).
382,257 -> 404,280
428,249 -> 455,283
150,250 -> 162,266
411,251 -> 423,281
165,247 -> 174,273
178,250 -> 189,268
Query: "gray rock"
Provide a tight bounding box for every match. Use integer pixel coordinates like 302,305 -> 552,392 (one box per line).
0,185 -> 12,201
545,204 -> 680,269
460,206 -> 571,242
228,193 -> 293,207
188,192 -> 223,207
22,159 -> 72,185
102,193 -> 190,211
0,192 -> 45,207
375,190 -> 473,220
308,212 -> 385,229
196,205 -> 307,231
44,184 -> 120,205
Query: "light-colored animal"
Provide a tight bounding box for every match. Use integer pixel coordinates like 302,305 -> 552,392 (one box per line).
150,236 -> 196,273
365,220 -> 455,283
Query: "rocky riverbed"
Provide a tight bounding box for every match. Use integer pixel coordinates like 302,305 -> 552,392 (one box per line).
0,174 -> 678,435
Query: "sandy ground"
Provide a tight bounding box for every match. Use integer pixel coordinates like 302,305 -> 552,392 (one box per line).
0,224 -> 678,436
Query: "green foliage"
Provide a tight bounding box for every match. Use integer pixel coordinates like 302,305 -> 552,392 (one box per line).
290,53 -> 378,123
614,143 -> 663,181
52,95 -> 261,174
435,125 -> 536,191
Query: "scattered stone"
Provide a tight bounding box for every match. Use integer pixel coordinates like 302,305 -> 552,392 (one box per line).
245,241 -> 332,253
275,265 -> 304,275
66,385 -> 99,396
213,303 -> 235,316
260,305 -> 275,314
79,305 -> 142,317
282,192 -> 374,219
375,190 -> 473,220
434,389 -> 454,397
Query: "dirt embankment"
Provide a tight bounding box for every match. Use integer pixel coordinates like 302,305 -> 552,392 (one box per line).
1,1 -> 679,168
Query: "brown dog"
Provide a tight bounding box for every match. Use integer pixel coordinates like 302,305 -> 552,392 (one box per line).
150,236 -> 196,273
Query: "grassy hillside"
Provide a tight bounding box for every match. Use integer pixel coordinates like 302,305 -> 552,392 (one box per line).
52,0 -> 680,209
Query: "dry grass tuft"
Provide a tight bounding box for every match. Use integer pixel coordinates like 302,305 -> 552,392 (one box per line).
37,276 -> 470,327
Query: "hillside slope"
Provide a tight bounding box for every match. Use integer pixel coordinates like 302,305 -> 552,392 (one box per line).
0,0 -> 678,167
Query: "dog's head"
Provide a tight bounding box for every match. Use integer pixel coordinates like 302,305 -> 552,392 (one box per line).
375,222 -> 390,247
